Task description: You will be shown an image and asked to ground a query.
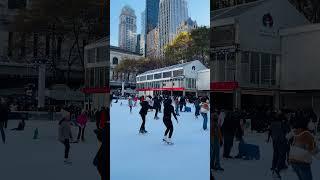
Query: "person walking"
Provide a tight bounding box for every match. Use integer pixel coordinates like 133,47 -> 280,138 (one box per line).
58,108 -> 73,164
75,109 -> 88,142
162,99 -> 178,145
222,112 -> 236,158
267,111 -> 290,178
200,97 -> 209,130
179,96 -> 186,112
287,116 -> 318,180
211,112 -> 224,171
139,100 -> 151,134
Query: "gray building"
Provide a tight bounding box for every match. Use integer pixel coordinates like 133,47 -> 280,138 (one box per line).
211,0 -> 309,110
158,0 -> 188,56
118,5 -> 137,53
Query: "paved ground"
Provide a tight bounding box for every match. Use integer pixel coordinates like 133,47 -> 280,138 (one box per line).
215,131 -> 320,180
0,120 -> 100,180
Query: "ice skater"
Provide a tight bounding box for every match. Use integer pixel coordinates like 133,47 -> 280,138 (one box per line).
75,109 -> 88,142
128,96 -> 133,113
162,99 -> 178,145
200,97 -> 209,130
58,108 -> 73,164
139,99 -> 151,134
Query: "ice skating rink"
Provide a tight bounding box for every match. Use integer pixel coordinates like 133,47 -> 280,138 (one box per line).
215,131 -> 320,180
110,100 -> 210,180
0,120 -> 100,180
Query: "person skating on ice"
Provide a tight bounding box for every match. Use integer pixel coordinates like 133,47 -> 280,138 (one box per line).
128,96 -> 133,113
162,99 -> 178,145
139,99 -> 152,134
153,95 -> 161,120
58,107 -> 73,164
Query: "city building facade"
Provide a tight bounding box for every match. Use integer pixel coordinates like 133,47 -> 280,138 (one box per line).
159,0 -> 188,56
118,5 -> 137,53
176,17 -> 198,35
145,0 -> 160,55
140,10 -> 146,56
83,37 -> 110,110
110,46 -> 143,91
211,0 -> 309,110
136,60 -> 207,97
146,27 -> 159,58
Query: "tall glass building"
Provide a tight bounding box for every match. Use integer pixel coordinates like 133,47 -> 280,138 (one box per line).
146,0 -> 160,33
159,0 -> 188,56
118,5 -> 137,53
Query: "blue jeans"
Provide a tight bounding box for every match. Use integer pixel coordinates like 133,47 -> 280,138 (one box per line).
201,113 -> 208,130
291,163 -> 312,180
175,105 -> 179,115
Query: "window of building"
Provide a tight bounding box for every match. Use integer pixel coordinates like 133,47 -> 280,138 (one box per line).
271,55 -> 277,85
97,47 -> 107,62
173,69 -> 183,77
261,53 -> 271,85
139,76 -> 146,81
154,73 -> 162,79
163,71 -> 172,78
250,52 -> 260,85
147,74 -> 153,80
90,68 -> 94,87
87,49 -> 95,63
8,0 -> 26,9
112,57 -> 119,65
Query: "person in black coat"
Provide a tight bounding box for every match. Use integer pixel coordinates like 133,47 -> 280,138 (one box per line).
221,111 -> 239,158
139,100 -> 151,133
162,99 -> 178,144
153,96 -> 161,120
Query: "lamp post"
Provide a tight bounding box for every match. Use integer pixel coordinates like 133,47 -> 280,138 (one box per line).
33,58 -> 49,109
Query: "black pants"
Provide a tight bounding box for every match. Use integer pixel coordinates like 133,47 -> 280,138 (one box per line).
63,139 -> 70,159
223,134 -> 234,157
272,140 -> 287,170
4,119 -> 8,129
0,122 -> 5,143
163,118 -> 173,138
77,126 -> 85,140
180,104 -> 184,111
129,106 -> 132,113
140,114 -> 146,131
155,107 -> 159,118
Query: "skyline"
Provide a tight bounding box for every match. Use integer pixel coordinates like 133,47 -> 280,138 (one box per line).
110,0 -> 210,46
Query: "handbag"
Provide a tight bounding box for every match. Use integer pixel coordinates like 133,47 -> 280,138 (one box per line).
289,131 -> 313,164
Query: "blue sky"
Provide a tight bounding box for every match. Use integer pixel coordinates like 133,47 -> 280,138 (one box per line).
110,0 -> 210,46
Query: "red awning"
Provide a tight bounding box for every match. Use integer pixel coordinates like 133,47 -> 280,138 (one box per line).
136,87 -> 185,91
210,82 -> 239,91
81,87 -> 110,94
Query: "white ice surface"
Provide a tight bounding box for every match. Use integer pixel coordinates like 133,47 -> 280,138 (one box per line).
0,120 -> 100,180
110,100 -> 210,180
215,131 -> 320,180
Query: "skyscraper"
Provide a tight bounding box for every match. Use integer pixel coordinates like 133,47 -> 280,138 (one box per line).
158,0 -> 188,56
140,10 -> 146,56
145,0 -> 160,57
118,5 -> 137,52
146,0 -> 160,33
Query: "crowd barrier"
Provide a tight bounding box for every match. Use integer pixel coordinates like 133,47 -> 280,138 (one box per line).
8,111 -> 64,121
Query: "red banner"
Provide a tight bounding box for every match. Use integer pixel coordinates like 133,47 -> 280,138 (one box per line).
81,87 -> 110,94
210,82 -> 239,91
136,87 -> 185,91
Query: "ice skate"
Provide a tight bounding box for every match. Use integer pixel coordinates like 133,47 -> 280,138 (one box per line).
64,158 -> 72,165
162,136 -> 168,142
166,138 -> 174,145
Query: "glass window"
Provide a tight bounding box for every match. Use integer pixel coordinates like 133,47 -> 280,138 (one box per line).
271,55 -> 277,85
90,68 -> 94,87
261,53 -> 271,85
112,57 -> 119,65
154,73 -> 162,79
250,52 -> 260,85
173,69 -> 183,77
95,68 -> 100,87
147,75 -> 153,80
97,47 -> 107,62
87,49 -> 95,63
163,71 -> 172,78
99,68 -> 105,87
140,76 -> 146,81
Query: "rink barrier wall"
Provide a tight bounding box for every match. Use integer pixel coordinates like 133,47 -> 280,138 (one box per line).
8,111 -> 64,121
